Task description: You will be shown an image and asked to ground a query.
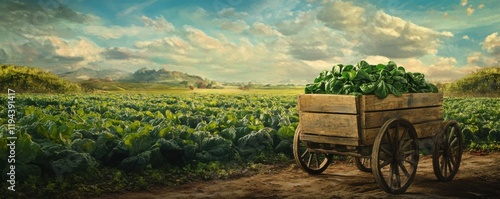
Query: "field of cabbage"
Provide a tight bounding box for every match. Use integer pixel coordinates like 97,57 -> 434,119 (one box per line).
0,94 -> 498,182
0,94 -> 298,181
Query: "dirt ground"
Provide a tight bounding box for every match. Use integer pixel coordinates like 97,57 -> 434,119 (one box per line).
99,152 -> 500,199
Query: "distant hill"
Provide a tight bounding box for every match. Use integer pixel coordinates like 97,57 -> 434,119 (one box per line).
123,67 -> 222,88
58,66 -> 223,90
445,67 -> 499,96
58,67 -> 131,82
125,67 -> 204,83
0,64 -> 81,93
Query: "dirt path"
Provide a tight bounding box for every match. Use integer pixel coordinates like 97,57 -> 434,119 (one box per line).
98,152 -> 500,199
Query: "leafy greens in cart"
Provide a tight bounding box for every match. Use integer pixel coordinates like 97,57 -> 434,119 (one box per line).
305,60 -> 438,98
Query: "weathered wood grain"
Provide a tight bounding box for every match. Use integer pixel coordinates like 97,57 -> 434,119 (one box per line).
360,106 -> 443,129
298,93 -> 444,146
298,94 -> 358,114
360,93 -> 443,111
299,112 -> 358,137
300,133 -> 360,146
360,120 -> 443,146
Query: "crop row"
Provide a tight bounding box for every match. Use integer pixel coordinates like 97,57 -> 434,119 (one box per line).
443,97 -> 500,149
0,94 -> 498,181
0,94 -> 298,181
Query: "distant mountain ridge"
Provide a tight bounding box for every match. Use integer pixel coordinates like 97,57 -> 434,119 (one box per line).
124,67 -> 206,83
58,67 -> 218,88
58,67 -> 131,81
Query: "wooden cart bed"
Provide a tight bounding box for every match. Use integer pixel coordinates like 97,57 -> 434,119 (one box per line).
298,93 -> 443,146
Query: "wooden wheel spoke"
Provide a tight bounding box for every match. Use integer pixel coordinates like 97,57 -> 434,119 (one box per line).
404,159 -> 417,166
403,149 -> 415,157
293,126 -> 332,175
389,164 -> 394,188
373,118 -> 420,194
433,121 -> 462,182
380,159 -> 392,168
401,139 -> 413,150
301,149 -> 309,159
451,153 -> 460,167
448,152 -> 454,163
394,125 -> 400,148
380,146 -> 393,157
384,132 -> 393,149
398,128 -> 409,148
437,149 -> 445,155
441,157 -> 448,176
398,162 -> 411,178
307,153 -> 313,168
391,163 -> 402,189
446,157 -> 454,174
448,127 -> 456,142
450,137 -> 458,147
315,153 -> 320,168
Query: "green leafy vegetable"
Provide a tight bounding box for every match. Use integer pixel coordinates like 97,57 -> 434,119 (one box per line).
305,60 -> 439,98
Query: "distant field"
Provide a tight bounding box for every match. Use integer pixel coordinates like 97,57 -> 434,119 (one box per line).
108,87 -> 305,95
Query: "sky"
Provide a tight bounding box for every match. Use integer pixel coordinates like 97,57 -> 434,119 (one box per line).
0,0 -> 499,83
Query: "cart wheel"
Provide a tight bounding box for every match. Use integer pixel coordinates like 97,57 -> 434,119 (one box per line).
433,120 -> 463,182
293,125 -> 333,175
354,157 -> 372,172
371,118 -> 419,194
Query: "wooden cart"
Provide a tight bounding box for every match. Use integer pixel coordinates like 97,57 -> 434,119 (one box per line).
294,93 -> 463,194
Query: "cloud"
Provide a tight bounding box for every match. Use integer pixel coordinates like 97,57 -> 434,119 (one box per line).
130,23 -> 325,83
248,22 -> 280,36
358,11 -> 452,58
364,55 -> 390,65
101,47 -> 138,60
478,4 -> 485,9
481,32 -> 500,65
1,0 -> 496,83
184,25 -> 224,50
45,36 -> 102,64
118,0 -> 158,17
287,27 -> 347,61
2,34 -> 103,69
314,2 -> 453,59
399,57 -> 480,82
55,5 -> 92,23
467,52 -> 482,65
466,6 -> 474,16
482,32 -> 500,53
426,57 -> 480,82
461,0 -> 468,6
441,31 -> 454,37
135,36 -> 191,56
220,19 -> 249,33
86,14 -> 178,40
217,7 -> 236,17
140,15 -> 175,33
216,7 -> 248,18
317,1 -> 365,31
275,11 -> 315,35
466,52 -> 498,67
0,0 -> 94,38
86,25 -> 144,39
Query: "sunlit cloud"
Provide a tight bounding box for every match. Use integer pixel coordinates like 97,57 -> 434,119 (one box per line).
0,0 -> 497,83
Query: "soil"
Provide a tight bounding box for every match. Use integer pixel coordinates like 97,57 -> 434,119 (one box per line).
97,152 -> 500,199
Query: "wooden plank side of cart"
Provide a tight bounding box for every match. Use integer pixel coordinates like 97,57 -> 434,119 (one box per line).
298,93 -> 444,146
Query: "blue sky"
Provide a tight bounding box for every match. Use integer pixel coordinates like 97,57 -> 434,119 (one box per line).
1,0 -> 499,83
